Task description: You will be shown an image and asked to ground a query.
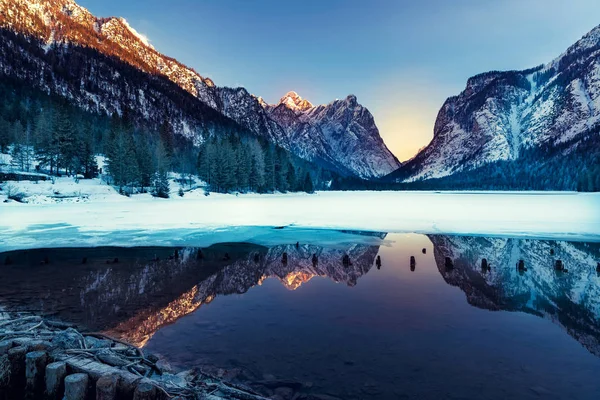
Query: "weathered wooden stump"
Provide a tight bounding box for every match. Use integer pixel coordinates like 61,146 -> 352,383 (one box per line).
133,381 -> 156,400
376,255 -> 382,269
481,258 -> 489,272
342,254 -> 351,267
25,350 -> 47,399
422,248 -> 427,254
0,340 -> 12,356
7,346 -> 27,393
555,260 -> 564,271
96,374 -> 119,400
45,361 -> 67,400
0,354 -> 9,390
410,256 -> 416,267
517,259 -> 526,271
63,373 -> 89,400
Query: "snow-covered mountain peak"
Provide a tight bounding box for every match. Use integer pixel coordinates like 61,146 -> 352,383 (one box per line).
277,91 -> 314,111
117,17 -> 154,50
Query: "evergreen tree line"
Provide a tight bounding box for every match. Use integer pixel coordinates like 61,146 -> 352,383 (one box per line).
0,83 -> 102,178
0,79 -> 324,196
197,135 -> 315,194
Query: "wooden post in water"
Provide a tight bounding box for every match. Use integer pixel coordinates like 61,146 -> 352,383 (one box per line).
45,361 -> 67,400
64,373 -> 89,400
96,374 -> 119,400
25,350 -> 47,399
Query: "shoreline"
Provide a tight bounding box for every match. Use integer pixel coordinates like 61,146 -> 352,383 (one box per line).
1,191 -> 600,252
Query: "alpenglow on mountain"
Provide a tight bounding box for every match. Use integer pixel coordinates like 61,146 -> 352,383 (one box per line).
0,0 -> 400,179
390,24 -> 600,185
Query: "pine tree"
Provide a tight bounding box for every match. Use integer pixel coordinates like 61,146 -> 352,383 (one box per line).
136,137 -> 155,193
286,161 -> 297,192
236,143 -> 251,191
54,106 -> 77,175
34,107 -> 60,175
106,128 -> 138,194
0,116 -> 11,153
153,171 -> 170,198
303,172 -> 314,194
152,140 -> 170,198
264,145 -> 275,192
10,121 -> 34,172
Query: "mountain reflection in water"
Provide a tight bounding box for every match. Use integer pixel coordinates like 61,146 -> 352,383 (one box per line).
430,235 -> 600,356
0,236 -> 382,347
1,232 -> 600,399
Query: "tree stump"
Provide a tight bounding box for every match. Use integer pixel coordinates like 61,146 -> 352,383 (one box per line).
0,341 -> 12,356
422,248 -> 427,254
555,260 -> 564,271
410,256 -> 416,267
25,350 -> 47,399
64,373 -> 88,400
96,374 -> 119,400
481,258 -> 489,271
133,381 -> 156,400
7,346 -> 27,394
445,257 -> 454,269
45,361 -> 66,400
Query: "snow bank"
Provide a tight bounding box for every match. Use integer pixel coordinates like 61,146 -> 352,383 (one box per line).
1,188 -> 599,252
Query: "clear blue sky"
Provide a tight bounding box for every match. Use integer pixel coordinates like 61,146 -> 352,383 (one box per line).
78,0 -> 600,161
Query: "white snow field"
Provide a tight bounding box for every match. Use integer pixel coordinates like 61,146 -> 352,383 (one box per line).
0,176 -> 599,251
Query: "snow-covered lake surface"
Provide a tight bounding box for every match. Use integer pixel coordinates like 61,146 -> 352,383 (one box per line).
1,186 -> 600,251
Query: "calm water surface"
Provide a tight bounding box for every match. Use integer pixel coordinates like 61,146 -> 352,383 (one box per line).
1,231 -> 600,399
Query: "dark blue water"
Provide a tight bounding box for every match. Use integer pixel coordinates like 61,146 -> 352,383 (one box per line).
1,232 -> 600,399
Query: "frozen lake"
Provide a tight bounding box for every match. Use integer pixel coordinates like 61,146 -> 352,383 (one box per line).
1,230 -> 600,399
1,191 -> 600,252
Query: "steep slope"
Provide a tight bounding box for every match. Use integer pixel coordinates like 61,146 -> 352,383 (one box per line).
266,92 -> 401,178
391,25 -> 600,182
430,235 -> 600,356
0,0 -> 399,178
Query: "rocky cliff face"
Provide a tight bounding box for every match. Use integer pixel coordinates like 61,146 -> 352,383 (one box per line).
393,25 -> 600,182
429,235 -> 600,356
0,0 -> 399,178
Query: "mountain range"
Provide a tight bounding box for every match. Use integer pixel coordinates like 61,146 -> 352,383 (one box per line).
0,0 -> 598,187
0,0 -> 399,179
388,25 -> 600,188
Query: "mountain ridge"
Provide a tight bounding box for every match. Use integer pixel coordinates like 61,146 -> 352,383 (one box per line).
0,0 -> 399,178
388,24 -> 600,186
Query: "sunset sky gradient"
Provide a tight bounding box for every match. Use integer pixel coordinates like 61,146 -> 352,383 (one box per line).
80,0 -> 600,161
